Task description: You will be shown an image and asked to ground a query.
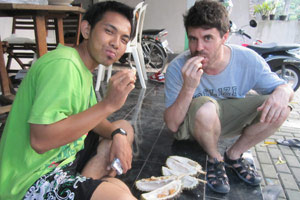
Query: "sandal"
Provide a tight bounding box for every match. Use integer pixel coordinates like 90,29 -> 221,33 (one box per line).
206,158 -> 230,194
224,152 -> 261,186
276,139 -> 300,148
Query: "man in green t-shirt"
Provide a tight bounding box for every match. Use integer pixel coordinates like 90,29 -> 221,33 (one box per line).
0,1 -> 138,199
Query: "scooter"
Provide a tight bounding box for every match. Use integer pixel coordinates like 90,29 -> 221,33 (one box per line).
230,20 -> 300,91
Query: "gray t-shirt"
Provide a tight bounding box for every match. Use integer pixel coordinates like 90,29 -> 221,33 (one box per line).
165,44 -> 285,108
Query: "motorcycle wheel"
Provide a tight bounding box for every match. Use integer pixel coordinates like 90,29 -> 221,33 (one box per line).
274,65 -> 300,91
142,39 -> 167,69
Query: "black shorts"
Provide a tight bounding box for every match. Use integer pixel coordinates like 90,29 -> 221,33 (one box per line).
23,132 -> 104,200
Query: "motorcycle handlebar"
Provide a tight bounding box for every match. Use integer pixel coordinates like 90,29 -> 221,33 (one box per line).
243,32 -> 252,39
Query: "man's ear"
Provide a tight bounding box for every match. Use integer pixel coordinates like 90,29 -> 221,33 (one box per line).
222,30 -> 230,43
81,20 -> 91,40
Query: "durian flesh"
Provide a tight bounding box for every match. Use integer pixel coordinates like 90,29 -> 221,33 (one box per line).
135,175 -> 177,192
136,174 -> 199,191
141,180 -> 182,200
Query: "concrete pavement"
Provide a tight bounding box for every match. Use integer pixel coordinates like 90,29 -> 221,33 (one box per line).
253,89 -> 300,200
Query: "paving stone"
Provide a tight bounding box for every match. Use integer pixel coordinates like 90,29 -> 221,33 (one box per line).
264,178 -> 280,186
292,149 -> 300,158
288,112 -> 299,118
290,167 -> 300,182
268,135 -> 284,141
291,135 -> 300,140
284,155 -> 300,167
257,151 -> 272,164
275,131 -> 294,137
254,155 -> 261,171
257,170 -> 265,186
285,189 -> 300,200
255,144 -> 268,152
262,184 -> 285,199
279,173 -> 299,190
274,160 -> 291,174
278,185 -> 287,199
261,164 -> 278,179
277,126 -> 299,134
268,148 -> 283,159
278,145 -> 294,155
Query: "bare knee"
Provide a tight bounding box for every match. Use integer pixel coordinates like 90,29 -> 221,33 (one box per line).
195,102 -> 219,130
91,178 -> 137,200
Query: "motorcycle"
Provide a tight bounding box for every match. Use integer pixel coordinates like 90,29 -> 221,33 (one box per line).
142,29 -> 173,69
230,20 -> 300,91
119,28 -> 173,70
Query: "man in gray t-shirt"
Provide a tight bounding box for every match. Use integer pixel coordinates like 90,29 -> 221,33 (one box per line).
164,1 -> 294,194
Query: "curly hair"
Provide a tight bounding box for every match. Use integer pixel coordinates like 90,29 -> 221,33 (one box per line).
184,0 -> 230,37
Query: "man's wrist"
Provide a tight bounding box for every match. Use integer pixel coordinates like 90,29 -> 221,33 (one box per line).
111,128 -> 127,139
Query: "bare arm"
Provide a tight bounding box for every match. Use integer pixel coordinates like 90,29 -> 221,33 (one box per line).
258,83 -> 294,123
30,69 -> 136,154
164,56 -> 204,132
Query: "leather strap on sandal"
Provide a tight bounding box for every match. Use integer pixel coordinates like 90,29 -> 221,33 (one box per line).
206,159 -> 230,194
224,152 -> 261,186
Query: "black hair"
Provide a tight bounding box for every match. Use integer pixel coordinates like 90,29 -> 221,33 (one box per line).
184,0 -> 230,37
79,1 -> 134,43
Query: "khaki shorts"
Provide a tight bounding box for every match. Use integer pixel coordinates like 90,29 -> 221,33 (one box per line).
175,95 -> 268,140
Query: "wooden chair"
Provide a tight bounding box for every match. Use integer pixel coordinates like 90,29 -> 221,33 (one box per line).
2,3 -> 82,73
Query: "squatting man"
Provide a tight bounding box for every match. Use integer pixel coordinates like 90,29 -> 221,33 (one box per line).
164,0 -> 294,194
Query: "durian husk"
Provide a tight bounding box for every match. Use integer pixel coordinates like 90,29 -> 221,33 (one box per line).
165,156 -> 206,177
135,175 -> 178,192
135,174 -> 203,192
140,180 -> 182,200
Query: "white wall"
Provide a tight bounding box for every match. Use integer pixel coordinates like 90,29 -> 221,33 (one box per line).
144,0 -> 187,53
113,0 -> 188,53
1,0 -> 299,58
228,0 -> 300,45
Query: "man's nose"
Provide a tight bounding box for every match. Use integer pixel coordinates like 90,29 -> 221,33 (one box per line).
110,36 -> 120,49
196,40 -> 204,51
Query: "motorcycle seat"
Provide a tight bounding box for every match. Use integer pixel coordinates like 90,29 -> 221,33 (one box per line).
247,43 -> 300,55
143,29 -> 165,35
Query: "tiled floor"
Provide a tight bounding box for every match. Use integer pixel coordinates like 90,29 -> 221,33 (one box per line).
96,77 -> 263,200
0,72 -> 263,199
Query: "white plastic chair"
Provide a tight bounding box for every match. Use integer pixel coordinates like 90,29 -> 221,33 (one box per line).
95,2 -> 148,91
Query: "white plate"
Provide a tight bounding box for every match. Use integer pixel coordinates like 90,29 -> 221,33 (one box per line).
48,0 -> 73,6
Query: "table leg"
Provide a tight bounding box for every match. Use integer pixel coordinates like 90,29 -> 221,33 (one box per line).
34,15 -> 48,57
0,39 -> 12,97
55,17 -> 65,45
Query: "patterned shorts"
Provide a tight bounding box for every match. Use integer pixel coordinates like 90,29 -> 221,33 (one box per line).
23,132 -> 104,200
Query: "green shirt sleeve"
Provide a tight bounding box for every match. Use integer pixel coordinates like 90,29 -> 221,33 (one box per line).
28,58 -> 87,124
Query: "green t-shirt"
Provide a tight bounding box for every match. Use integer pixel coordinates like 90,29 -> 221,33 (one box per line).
0,44 -> 97,200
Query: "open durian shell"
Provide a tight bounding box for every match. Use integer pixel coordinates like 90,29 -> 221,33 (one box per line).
140,180 -> 182,200
135,175 -> 178,192
165,156 -> 205,177
135,174 -> 200,192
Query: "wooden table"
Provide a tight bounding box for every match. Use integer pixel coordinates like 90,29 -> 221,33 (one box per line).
0,3 -> 85,113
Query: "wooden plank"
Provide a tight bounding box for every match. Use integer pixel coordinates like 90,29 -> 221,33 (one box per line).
0,105 -> 11,114
0,39 -> 12,96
